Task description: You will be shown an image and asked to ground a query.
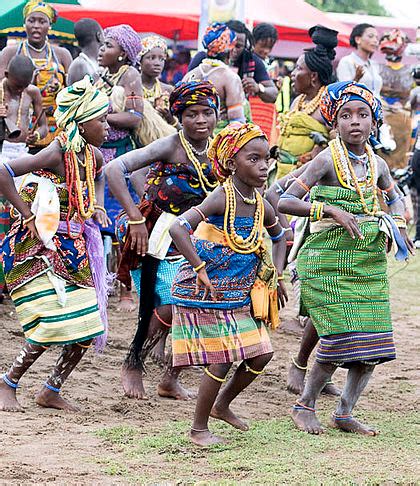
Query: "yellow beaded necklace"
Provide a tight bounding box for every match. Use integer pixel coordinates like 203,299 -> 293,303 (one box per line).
330,137 -> 379,216
179,130 -> 218,196
223,177 -> 264,254
0,79 -> 24,129
142,79 -> 162,102
279,86 -> 326,137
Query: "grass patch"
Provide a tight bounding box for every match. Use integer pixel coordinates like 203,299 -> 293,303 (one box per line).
95,411 -> 419,484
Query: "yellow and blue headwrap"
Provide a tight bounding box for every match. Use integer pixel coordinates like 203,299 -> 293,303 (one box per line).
54,76 -> 109,152
208,122 -> 267,182
23,1 -> 57,23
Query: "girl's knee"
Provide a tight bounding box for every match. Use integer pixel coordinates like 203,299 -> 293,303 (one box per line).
248,352 -> 274,370
209,363 -> 232,377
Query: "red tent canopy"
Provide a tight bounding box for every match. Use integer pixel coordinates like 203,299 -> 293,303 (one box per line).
55,0 -> 351,45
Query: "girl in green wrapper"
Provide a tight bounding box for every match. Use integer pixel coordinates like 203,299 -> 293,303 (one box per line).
278,81 -> 414,436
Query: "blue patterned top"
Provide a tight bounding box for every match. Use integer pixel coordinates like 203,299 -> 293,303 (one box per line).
171,216 -> 259,309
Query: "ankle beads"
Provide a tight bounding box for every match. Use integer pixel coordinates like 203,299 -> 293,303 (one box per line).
2,374 -> 20,389
44,382 -> 61,393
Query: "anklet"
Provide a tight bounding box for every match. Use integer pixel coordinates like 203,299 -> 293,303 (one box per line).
44,382 -> 61,393
332,412 -> 353,421
190,427 -> 209,433
244,362 -> 265,375
153,308 -> 172,328
204,367 -> 227,383
291,357 -> 308,371
293,401 -> 316,413
2,374 -> 20,389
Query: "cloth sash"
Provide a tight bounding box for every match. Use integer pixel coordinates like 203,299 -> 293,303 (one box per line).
195,221 -> 280,329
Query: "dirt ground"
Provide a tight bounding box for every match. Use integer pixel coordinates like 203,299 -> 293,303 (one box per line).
0,257 -> 419,485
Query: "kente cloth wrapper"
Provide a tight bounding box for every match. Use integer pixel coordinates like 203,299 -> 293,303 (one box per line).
104,24 -> 142,66
172,305 -> 273,367
54,76 -> 109,153
208,122 -> 267,182
131,258 -> 184,306
169,80 -> 220,119
320,81 -> 383,127
13,273 -> 103,347
171,216 -> 279,329
23,0 -> 57,22
296,185 -> 392,337
316,331 -> 396,367
139,35 -> 167,60
202,23 -> 236,58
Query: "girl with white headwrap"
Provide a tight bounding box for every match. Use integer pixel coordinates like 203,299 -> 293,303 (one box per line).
0,76 -> 111,413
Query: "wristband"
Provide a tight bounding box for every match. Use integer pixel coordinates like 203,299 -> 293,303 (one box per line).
193,261 -> 206,273
128,217 -> 146,225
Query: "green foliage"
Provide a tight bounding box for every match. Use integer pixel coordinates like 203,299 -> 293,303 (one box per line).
306,0 -> 388,16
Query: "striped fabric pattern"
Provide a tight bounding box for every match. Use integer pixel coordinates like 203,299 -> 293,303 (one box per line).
13,274 -> 104,346
172,305 -> 272,367
316,331 -> 396,367
297,185 -> 392,336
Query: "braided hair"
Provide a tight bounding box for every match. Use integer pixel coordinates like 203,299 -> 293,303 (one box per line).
226,20 -> 254,50
304,25 -> 338,86
226,20 -> 255,79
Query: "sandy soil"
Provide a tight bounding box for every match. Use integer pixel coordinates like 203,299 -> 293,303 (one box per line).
0,273 -> 418,485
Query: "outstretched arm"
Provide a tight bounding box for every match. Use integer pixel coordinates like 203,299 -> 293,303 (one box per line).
105,135 -> 174,256
169,187 -> 226,301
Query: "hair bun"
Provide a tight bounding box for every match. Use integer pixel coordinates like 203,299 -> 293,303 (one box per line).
309,24 -> 338,59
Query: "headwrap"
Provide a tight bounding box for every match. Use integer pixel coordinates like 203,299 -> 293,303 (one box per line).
104,25 -> 142,66
320,81 -> 383,127
208,122 -> 267,182
54,76 -> 109,152
23,0 -> 57,23
304,25 -> 338,85
202,22 -> 236,58
380,29 -> 409,61
139,35 -> 167,61
169,80 -> 220,120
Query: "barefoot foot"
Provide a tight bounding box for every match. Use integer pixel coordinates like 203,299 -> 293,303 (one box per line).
286,360 -> 307,395
210,404 -> 249,431
321,382 -> 341,396
291,408 -> 324,434
189,429 -> 225,447
116,297 -> 136,313
0,380 -> 24,412
35,388 -> 79,412
331,415 -> 378,436
121,364 -> 148,399
157,378 -> 196,400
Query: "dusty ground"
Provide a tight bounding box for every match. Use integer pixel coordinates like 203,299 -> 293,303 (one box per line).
0,256 -> 418,485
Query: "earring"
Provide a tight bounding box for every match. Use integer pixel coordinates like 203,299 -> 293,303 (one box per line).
79,127 -> 85,134
118,55 -> 124,62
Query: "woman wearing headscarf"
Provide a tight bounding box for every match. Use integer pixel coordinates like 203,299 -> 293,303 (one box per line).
379,29 -> 414,170
96,24 -> 144,311
0,77 -> 110,413
269,25 -> 338,183
106,80 -> 219,401
0,1 -> 72,152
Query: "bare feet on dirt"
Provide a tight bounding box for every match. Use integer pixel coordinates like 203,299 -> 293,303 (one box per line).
157,378 -> 196,400
121,364 -> 148,399
0,380 -> 24,412
35,388 -> 79,412
291,408 -> 324,434
116,297 -> 136,313
331,415 -> 378,436
189,429 -> 226,447
210,404 -> 249,431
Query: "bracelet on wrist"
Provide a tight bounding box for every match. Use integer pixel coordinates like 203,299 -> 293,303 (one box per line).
193,261 -> 206,273
277,275 -> 285,281
128,217 -> 146,225
94,205 -> 107,214
23,213 -> 36,226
